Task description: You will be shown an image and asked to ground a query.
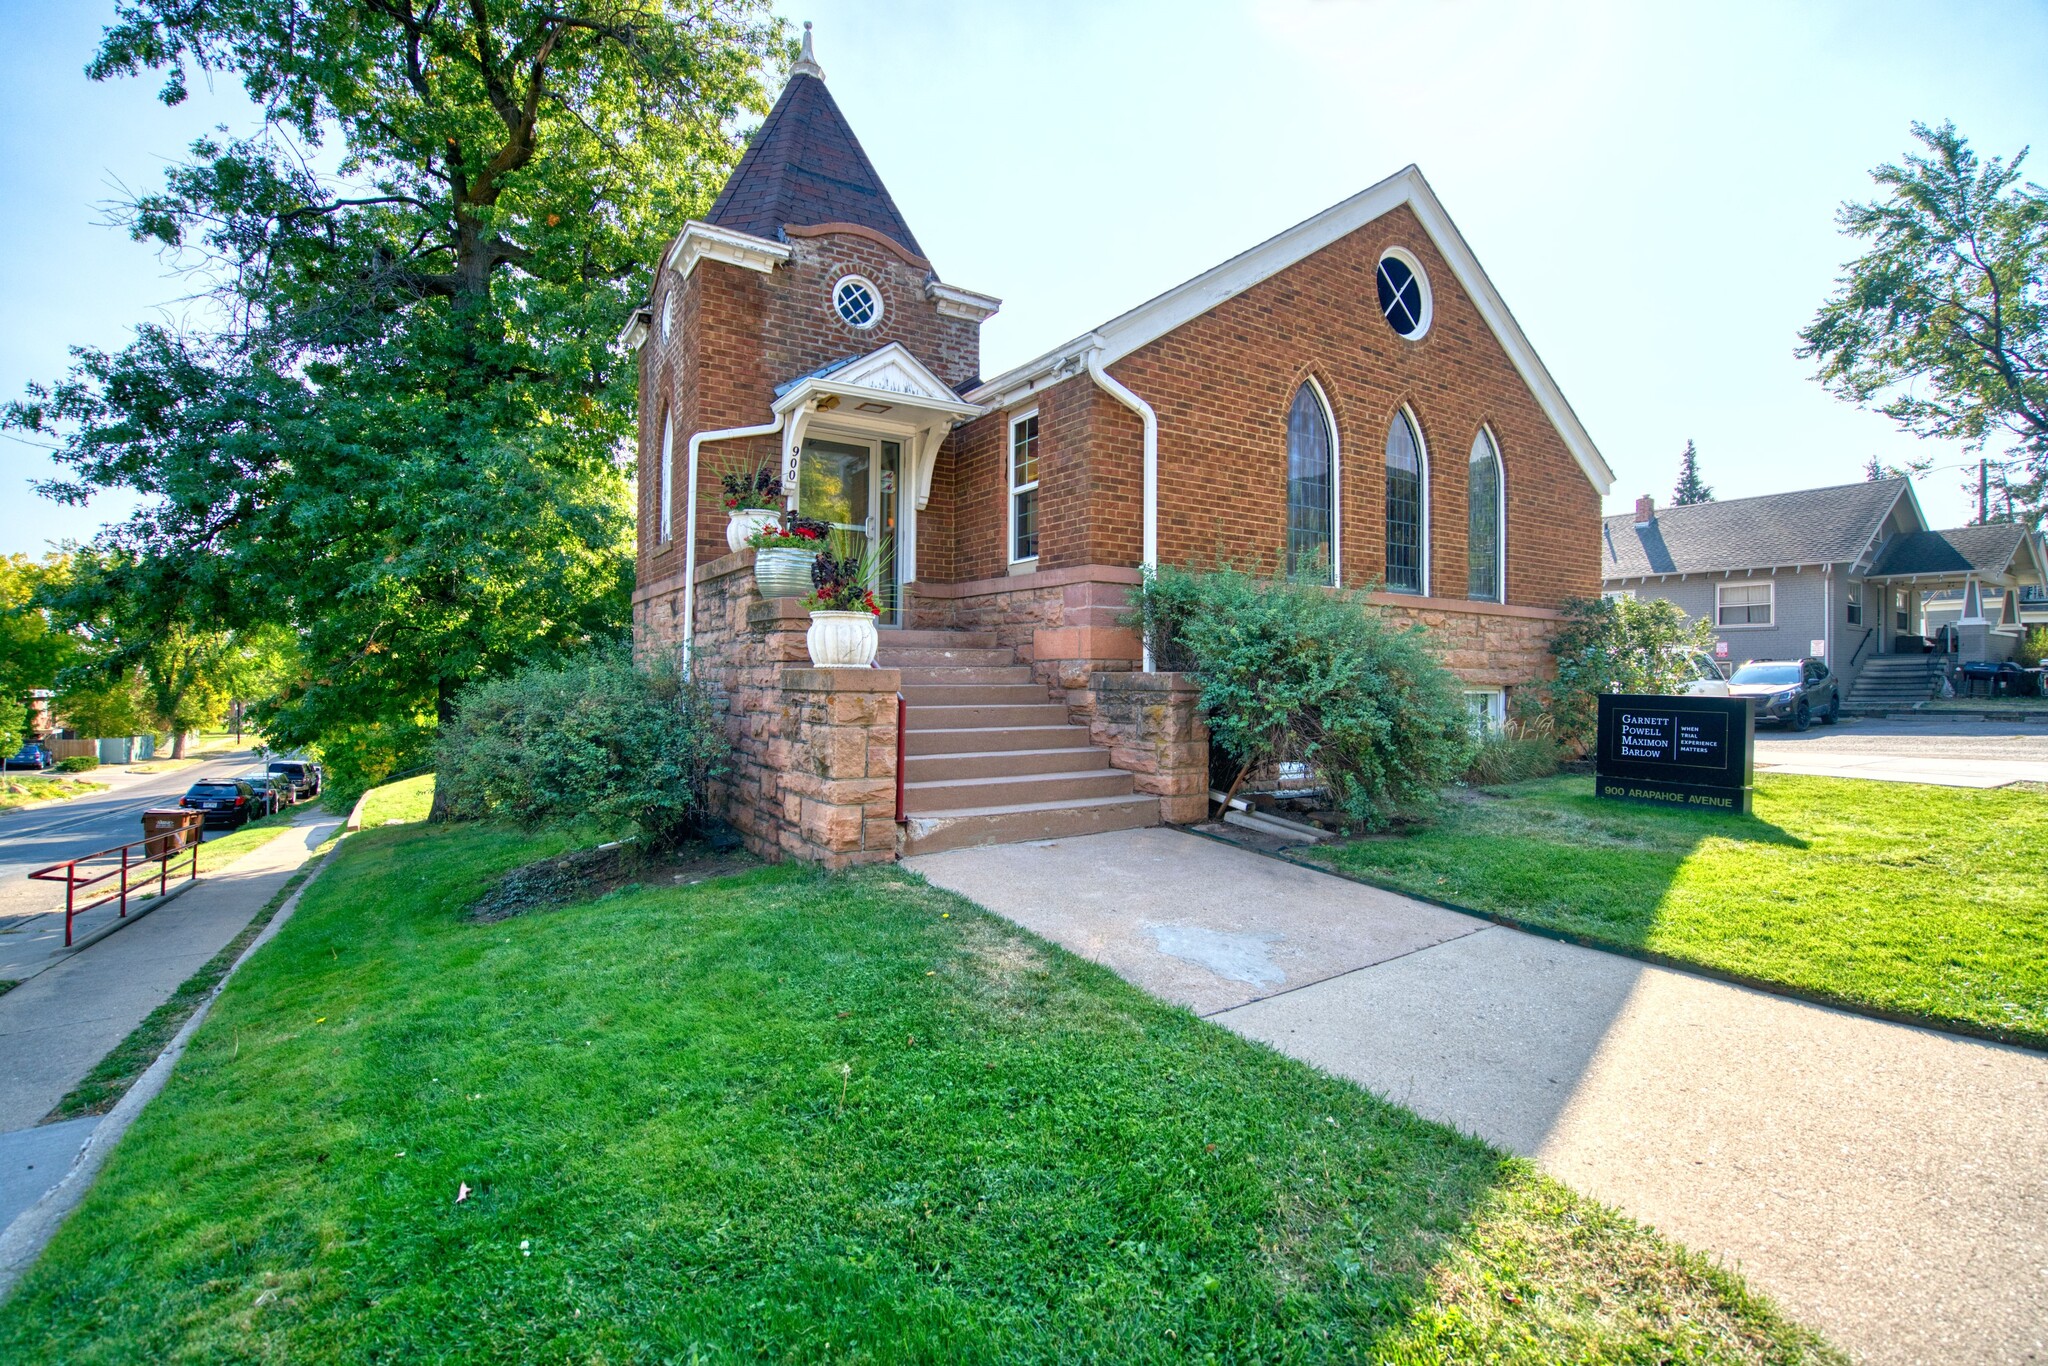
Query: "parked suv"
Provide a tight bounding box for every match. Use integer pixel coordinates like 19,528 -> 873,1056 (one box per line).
1725,657 -> 1841,730
1674,649 -> 1731,697
265,758 -> 323,800
240,771 -> 295,817
180,779 -> 264,829
4,742 -> 52,771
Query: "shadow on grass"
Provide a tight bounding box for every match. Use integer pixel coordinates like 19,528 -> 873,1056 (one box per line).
0,816 -> 1830,1363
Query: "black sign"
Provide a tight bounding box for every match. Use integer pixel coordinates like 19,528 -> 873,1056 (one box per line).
1595,693 -> 1753,814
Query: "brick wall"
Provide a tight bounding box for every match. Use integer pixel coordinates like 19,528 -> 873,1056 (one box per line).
943,203 -> 1599,611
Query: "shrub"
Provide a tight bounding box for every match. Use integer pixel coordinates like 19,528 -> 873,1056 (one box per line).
54,755 -> 100,773
1135,564 -> 1473,829
436,650 -> 728,846
1543,595 -> 1716,749
2020,625 -> 2048,669
1463,726 -> 1563,786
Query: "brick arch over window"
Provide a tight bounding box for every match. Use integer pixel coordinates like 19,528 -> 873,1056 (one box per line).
1285,378 -> 1339,582
1384,405 -> 1428,594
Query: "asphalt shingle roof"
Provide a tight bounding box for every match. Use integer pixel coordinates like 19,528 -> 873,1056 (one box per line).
1866,522 -> 2031,577
1602,479 -> 1908,578
705,71 -> 925,261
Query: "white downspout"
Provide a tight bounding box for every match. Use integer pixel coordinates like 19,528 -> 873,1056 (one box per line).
1084,350 -> 1158,672
681,415 -> 785,674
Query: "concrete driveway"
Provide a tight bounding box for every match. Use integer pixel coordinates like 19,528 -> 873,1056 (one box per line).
1754,716 -> 2048,787
908,827 -> 2048,1366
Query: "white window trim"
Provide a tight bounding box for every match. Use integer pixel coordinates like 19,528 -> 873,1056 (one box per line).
1386,404 -> 1431,596
832,274 -> 883,330
1715,579 -> 1775,629
1602,588 -> 1636,602
1463,687 -> 1506,735
1008,408 -> 1040,566
658,410 -> 674,544
1297,376 -> 1342,584
1469,423 -> 1505,602
1377,246 -> 1434,341
661,286 -> 674,344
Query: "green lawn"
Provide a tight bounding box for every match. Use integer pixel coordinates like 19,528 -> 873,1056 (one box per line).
0,814 -> 1832,1363
1318,773 -> 2048,1046
0,774 -> 108,811
355,771 -> 434,826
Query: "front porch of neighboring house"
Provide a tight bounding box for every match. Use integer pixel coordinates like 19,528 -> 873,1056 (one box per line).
673,344 -> 1203,870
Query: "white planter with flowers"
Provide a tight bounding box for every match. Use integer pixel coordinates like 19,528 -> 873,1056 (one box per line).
806,611 -> 879,668
726,506 -> 778,553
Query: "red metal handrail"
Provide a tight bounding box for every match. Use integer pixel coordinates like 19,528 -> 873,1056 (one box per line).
27,812 -> 204,947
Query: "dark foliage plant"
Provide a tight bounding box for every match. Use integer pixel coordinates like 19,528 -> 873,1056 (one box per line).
435,649 -> 727,847
1136,564 -> 1473,829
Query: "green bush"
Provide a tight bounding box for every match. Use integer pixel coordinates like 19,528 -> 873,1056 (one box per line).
2020,625 -> 2048,669
1543,595 -> 1716,750
1463,727 -> 1563,786
436,651 -> 728,846
1135,564 -> 1473,829
54,755 -> 100,773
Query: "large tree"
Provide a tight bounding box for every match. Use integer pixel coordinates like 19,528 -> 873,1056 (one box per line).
0,554 -> 80,755
6,0 -> 783,786
1798,122 -> 2048,525
1671,439 -> 1713,505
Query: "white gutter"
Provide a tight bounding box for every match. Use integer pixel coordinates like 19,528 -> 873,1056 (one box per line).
1084,348 -> 1158,671
681,416 -> 786,673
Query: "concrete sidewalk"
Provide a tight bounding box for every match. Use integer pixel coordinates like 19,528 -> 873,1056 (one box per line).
908,827 -> 2048,1366
0,814 -> 342,1132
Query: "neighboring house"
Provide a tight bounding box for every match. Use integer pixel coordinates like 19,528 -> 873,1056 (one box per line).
1923,572 -> 2048,635
627,30 -> 1612,863
1601,481 -> 2048,704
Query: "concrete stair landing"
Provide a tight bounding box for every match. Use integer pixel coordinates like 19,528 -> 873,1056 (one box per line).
877,628 -> 1158,855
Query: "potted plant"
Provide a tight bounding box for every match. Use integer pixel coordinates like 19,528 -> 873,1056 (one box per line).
747,516 -> 828,598
804,536 -> 885,668
719,454 -> 783,552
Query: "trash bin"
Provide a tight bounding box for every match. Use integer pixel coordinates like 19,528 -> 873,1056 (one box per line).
141,809 -> 202,858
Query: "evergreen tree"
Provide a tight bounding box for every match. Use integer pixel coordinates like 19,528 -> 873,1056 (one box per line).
1671,440 -> 1714,505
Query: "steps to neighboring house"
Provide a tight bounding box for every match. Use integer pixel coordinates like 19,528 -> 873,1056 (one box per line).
1847,655 -> 1941,710
875,628 -> 1159,856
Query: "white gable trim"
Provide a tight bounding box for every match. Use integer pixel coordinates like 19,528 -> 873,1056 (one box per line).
926,280 -> 1003,322
663,220 -> 793,279
968,164 -> 1614,495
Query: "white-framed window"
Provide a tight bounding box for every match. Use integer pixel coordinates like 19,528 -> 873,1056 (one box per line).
832,275 -> 882,329
1285,380 -> 1338,582
1384,407 -> 1428,594
1716,580 -> 1773,627
1846,592 -> 1863,626
657,410 -> 674,544
1009,410 -> 1040,563
661,287 -> 674,343
1376,247 -> 1433,340
1467,426 -> 1503,601
1464,688 -> 1506,735
1602,588 -> 1636,602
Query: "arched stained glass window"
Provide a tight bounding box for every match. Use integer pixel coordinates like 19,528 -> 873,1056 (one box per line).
1286,384 -> 1334,580
1385,410 -> 1425,593
658,410 -> 674,544
1467,428 -> 1502,601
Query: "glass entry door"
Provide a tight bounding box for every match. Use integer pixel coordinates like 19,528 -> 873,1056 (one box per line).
797,436 -> 901,626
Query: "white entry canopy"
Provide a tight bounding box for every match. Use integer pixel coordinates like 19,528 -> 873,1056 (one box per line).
769,343 -> 983,583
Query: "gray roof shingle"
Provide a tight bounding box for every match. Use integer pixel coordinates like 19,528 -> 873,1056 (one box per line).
705,71 -> 925,261
1602,479 -> 1907,579
1866,522 -> 2031,578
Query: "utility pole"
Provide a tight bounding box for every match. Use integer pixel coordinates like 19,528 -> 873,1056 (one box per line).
1978,458 -> 1989,524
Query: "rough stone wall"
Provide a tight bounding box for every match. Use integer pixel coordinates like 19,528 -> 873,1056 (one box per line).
1088,673 -> 1209,824
678,550 -> 902,868
1369,594 -> 1561,692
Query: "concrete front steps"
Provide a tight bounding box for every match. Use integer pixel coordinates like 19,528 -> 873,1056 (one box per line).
1847,654 -> 1942,711
877,628 -> 1158,855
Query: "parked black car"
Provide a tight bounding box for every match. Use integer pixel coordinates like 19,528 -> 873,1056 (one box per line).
4,742 -> 52,771
265,759 -> 323,799
180,779 -> 265,829
1725,657 -> 1842,730
240,771 -> 295,817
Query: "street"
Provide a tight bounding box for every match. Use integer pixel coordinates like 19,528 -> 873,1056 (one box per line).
0,753 -> 257,982
1753,715 -> 2048,787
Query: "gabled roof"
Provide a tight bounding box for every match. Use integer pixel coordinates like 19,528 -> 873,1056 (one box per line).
966,164 -> 1614,495
1867,522 -> 2037,579
705,64 -> 924,261
1602,479 -> 1912,579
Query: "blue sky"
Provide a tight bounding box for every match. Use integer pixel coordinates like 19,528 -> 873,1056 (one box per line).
4,0 -> 2044,558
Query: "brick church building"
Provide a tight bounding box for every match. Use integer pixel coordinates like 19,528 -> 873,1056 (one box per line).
627,28 -> 1611,864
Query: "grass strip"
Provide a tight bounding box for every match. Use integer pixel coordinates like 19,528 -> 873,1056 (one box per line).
0,817 -> 1836,1363
1316,772 -> 2048,1047
46,852 -> 330,1122
0,776 -> 109,811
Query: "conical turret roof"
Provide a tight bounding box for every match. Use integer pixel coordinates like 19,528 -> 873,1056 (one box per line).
706,26 -> 925,260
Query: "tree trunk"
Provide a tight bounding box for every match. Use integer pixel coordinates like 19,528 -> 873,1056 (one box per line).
172,729 -> 188,759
